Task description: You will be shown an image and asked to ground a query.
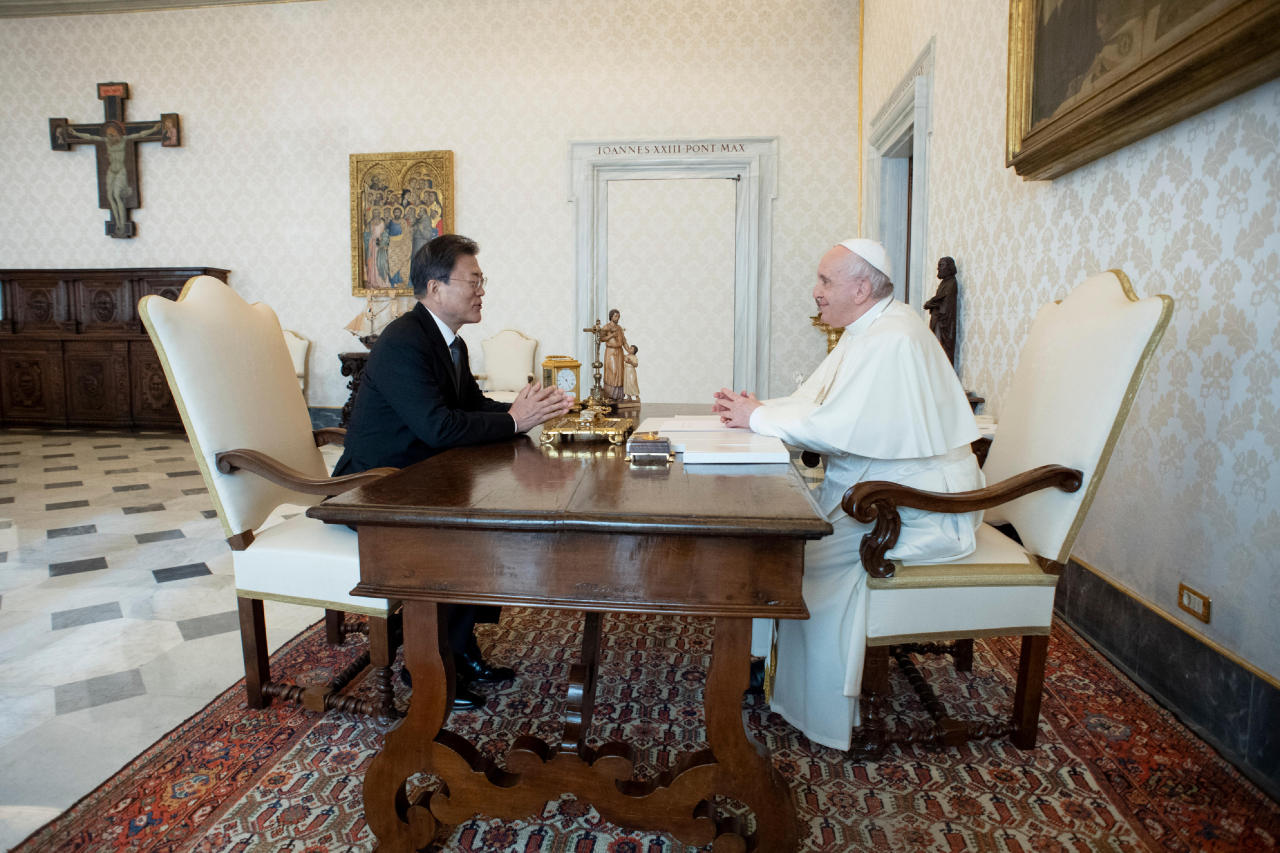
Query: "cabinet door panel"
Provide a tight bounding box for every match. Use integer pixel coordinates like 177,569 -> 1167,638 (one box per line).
7,282 -> 69,334
74,279 -> 133,334
134,278 -> 186,305
64,341 -> 132,426
130,342 -> 181,428
0,342 -> 66,424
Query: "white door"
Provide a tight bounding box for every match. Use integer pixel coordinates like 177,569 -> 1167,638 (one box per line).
606,178 -> 737,404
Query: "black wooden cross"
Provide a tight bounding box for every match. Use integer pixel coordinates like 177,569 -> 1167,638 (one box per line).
49,82 -> 181,239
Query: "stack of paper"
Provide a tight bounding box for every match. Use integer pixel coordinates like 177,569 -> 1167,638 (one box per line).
636,415 -> 790,464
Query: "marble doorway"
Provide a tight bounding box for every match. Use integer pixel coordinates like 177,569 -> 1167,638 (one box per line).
864,40 -> 934,309
570,138 -> 778,398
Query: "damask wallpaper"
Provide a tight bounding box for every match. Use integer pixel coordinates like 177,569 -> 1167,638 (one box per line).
0,0 -> 856,411
862,1 -> 1280,681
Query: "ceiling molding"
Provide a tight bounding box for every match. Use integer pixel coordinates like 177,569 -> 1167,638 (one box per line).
0,0 -> 320,18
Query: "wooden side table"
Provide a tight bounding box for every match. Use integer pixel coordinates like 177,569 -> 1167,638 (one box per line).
338,351 -> 369,428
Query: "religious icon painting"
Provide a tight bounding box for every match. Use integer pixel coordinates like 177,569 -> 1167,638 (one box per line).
349,150 -> 455,296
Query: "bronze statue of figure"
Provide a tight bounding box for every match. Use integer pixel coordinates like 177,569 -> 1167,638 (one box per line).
924,256 -> 958,366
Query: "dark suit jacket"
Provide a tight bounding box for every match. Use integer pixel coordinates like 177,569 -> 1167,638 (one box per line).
334,303 -> 513,475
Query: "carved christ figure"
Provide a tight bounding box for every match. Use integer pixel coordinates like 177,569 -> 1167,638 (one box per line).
64,120 -> 161,237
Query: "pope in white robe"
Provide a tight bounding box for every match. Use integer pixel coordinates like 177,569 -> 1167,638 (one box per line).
713,239 -> 983,750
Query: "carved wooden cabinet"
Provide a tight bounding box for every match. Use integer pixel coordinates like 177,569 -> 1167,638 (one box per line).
0,267 -> 229,429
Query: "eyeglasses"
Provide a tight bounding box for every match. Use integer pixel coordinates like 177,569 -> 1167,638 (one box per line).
445,275 -> 488,292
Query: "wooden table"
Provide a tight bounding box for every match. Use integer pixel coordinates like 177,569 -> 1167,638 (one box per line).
310,425 -> 831,851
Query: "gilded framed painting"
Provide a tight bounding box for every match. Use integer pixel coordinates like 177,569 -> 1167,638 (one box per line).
1006,0 -> 1280,180
350,150 -> 455,296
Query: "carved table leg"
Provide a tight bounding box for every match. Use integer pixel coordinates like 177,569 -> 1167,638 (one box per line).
705,616 -> 800,851
363,609 -> 798,850
363,600 -> 453,852
562,610 -> 602,754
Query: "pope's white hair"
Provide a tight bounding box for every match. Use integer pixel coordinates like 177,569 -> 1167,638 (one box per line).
835,249 -> 894,299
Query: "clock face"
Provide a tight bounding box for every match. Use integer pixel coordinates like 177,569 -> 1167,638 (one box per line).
556,367 -> 577,391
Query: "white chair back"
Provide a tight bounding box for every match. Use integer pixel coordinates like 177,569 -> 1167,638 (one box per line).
282,329 -> 309,392
982,270 -> 1172,564
140,276 -> 328,538
480,329 -> 538,392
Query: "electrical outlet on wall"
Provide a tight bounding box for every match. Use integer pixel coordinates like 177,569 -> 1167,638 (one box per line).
1177,583 -> 1211,623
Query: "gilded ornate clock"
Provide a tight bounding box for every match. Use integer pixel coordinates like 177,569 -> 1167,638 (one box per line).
541,355 -> 581,399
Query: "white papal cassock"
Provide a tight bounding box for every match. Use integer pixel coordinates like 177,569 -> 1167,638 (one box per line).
748,295 -> 983,750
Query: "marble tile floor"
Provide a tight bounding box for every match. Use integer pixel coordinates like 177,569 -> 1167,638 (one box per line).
0,428 -> 336,850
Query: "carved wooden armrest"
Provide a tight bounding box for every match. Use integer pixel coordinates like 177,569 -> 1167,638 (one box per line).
840,465 -> 1083,579
313,427 -> 347,447
215,448 -> 395,495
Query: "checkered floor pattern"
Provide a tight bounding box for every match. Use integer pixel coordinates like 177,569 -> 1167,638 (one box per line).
0,428 -> 326,848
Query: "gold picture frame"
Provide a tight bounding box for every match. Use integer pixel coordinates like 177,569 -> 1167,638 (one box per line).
350,150 -> 455,296
1007,0 -> 1280,180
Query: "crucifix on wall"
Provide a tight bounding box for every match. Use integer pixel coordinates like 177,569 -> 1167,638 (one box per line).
49,82 -> 181,239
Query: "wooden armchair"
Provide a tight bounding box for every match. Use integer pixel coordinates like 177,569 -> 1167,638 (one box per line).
140,276 -> 399,718
844,271 -> 1171,754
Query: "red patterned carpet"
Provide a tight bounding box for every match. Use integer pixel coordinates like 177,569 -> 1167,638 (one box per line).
15,609 -> 1279,852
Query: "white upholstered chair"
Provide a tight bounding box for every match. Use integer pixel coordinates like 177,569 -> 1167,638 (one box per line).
475,328 -> 537,403
282,329 -> 309,393
140,276 -> 398,718
845,271 -> 1172,753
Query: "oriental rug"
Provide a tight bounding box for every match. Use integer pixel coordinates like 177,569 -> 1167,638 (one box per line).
15,610 -> 1279,852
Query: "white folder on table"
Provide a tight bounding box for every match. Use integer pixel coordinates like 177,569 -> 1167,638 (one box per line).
636,416 -> 791,464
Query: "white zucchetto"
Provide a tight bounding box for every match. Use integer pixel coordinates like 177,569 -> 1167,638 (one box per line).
838,238 -> 892,279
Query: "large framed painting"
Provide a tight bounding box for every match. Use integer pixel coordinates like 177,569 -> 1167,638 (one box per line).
1007,0 -> 1280,180
350,150 -> 455,296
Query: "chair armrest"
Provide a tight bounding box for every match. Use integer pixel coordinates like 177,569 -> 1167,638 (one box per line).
841,464 -> 1082,579
313,427 -> 347,447
215,448 -> 396,495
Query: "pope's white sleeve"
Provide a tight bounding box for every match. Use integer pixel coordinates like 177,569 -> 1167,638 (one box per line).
749,398 -> 845,455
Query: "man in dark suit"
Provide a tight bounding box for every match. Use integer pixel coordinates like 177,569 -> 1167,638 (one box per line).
335,233 -> 572,708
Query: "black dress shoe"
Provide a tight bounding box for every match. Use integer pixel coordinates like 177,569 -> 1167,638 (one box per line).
747,658 -> 766,695
451,680 -> 485,710
455,651 -> 516,684
398,665 -> 486,710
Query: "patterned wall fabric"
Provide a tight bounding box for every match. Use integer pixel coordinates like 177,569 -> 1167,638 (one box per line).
0,0 -> 856,412
863,1 -> 1280,681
